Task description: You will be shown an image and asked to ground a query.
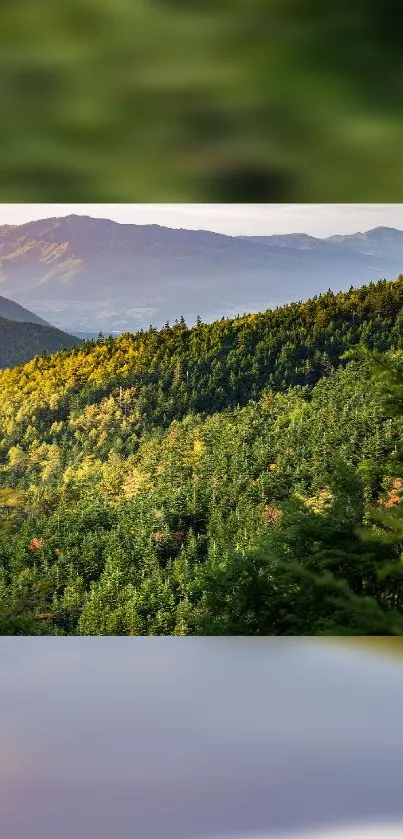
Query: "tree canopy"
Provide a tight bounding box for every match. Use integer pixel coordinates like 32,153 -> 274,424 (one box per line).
1,274 -> 403,634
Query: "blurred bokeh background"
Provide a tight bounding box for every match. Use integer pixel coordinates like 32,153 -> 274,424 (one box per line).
2,637 -> 403,839
1,0 -> 402,202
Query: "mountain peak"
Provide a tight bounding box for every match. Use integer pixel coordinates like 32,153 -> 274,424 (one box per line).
327,225 -> 403,240
365,225 -> 403,238
60,213 -> 120,225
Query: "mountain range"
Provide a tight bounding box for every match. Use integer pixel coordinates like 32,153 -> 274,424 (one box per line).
1,215 -> 403,333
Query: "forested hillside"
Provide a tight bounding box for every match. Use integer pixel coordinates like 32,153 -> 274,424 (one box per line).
1,276 -> 403,635
0,316 -> 80,370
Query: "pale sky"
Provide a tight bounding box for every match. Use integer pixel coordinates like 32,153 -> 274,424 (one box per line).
0,204 -> 403,237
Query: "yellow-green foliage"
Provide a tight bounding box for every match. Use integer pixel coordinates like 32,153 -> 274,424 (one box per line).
1,278 -> 403,636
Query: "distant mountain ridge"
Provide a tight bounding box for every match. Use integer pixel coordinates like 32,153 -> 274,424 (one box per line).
0,315 -> 80,370
0,293 -> 50,326
0,215 -> 403,332
0,292 -> 81,369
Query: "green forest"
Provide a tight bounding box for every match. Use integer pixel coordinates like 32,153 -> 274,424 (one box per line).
1,275 -> 403,635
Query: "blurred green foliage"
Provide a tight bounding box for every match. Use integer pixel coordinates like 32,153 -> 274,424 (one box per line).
1,0 -> 403,200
